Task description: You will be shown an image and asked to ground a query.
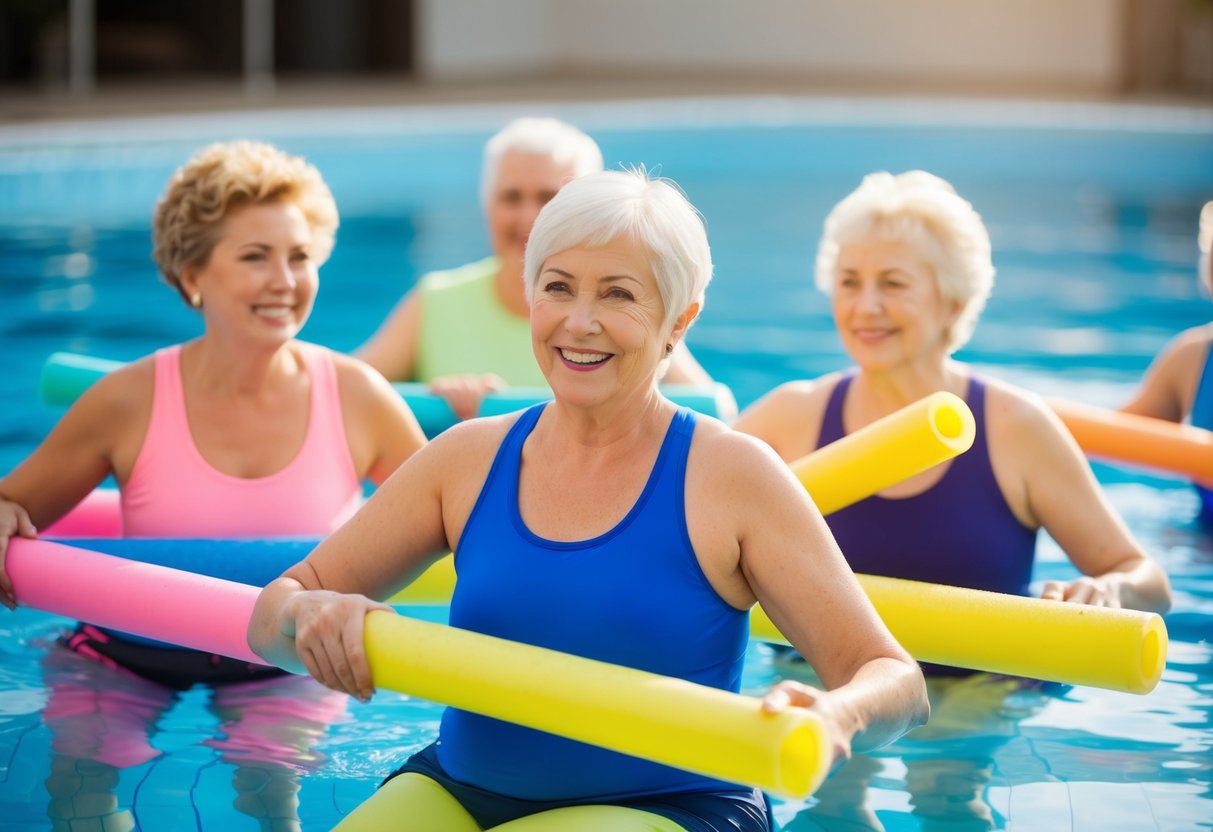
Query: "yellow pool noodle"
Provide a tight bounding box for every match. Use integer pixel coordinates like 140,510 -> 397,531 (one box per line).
790,391 -> 976,515
750,576 -> 1167,695
363,611 -> 830,799
393,557 -> 1165,694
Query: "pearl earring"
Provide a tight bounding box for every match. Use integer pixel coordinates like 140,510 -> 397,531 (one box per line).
190,292 -> 202,308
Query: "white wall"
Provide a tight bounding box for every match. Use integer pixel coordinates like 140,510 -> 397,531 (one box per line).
417,0 -> 1125,93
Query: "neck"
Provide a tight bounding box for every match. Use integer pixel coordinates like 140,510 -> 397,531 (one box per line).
539,383 -> 671,457
852,358 -> 966,414
186,336 -> 302,397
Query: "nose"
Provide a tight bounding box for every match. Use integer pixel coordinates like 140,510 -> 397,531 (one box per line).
564,295 -> 601,337
856,282 -> 884,314
269,256 -> 299,291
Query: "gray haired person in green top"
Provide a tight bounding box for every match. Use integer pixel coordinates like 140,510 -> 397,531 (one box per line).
357,117 -> 732,421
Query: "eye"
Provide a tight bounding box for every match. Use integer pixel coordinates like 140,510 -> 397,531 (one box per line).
290,250 -> 311,263
605,287 -> 634,301
498,190 -> 523,206
241,251 -> 267,262
542,280 -> 571,295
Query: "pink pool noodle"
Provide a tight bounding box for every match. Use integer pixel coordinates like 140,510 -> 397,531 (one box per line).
7,538 -> 265,665
43,488 -> 122,538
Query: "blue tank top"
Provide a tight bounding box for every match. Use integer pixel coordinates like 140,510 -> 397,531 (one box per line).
1190,341 -> 1213,522
438,404 -> 750,801
817,375 -> 1037,596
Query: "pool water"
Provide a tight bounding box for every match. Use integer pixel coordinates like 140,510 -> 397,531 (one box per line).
1,98 -> 1212,831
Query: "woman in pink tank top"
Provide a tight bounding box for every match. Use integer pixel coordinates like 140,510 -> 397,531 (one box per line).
0,141 -> 427,829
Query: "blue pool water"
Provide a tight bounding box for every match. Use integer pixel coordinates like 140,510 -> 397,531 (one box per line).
1,98 -> 1212,830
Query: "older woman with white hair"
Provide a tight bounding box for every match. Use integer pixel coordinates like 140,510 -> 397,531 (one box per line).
357,116 -> 724,420
735,170 -> 1171,620
249,169 -> 928,831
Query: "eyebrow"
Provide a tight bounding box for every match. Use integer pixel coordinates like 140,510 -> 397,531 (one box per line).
542,267 -> 642,286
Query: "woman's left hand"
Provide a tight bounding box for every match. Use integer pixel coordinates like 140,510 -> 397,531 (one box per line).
1040,576 -> 1121,608
761,680 -> 854,772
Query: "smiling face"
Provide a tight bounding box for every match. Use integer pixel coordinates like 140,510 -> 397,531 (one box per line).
486,150 -> 581,269
531,238 -> 684,408
181,200 -> 318,346
832,238 -> 960,372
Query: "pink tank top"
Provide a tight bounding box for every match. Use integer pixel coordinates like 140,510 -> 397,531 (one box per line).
121,343 -> 362,537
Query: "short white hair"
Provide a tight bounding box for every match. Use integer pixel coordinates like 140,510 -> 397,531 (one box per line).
815,170 -> 994,354
480,117 -> 604,209
523,169 -> 712,333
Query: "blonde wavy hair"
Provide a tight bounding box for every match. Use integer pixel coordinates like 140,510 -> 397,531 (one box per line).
152,140 -> 338,305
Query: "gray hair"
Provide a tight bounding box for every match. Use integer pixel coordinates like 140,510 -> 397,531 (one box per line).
480,117 -> 604,209
815,170 -> 994,354
523,169 -> 712,334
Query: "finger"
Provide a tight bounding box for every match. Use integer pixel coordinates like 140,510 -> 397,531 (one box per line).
321,627 -> 364,697
344,613 -> 376,701
1040,581 -> 1064,601
761,687 -> 791,714
16,507 -> 37,539
300,644 -> 339,692
0,540 -> 15,610
1064,582 -> 1095,605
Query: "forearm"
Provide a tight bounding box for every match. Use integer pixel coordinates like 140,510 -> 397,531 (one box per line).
247,576 -> 309,674
830,656 -> 929,754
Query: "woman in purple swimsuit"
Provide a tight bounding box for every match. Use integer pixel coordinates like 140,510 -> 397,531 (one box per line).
733,170 -> 1172,829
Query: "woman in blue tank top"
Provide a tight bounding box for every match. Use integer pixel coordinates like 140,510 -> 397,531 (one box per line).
249,170 -> 930,831
1119,200 -> 1213,523
733,170 -> 1173,830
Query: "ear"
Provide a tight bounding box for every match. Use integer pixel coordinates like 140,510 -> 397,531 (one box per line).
668,301 -> 701,346
178,262 -> 201,299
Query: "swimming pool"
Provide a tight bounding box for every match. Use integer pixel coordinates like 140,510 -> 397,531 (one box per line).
1,98 -> 1211,830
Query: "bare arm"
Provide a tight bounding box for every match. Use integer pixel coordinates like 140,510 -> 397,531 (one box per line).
355,288 -> 423,382
0,365 -> 146,606
693,431 -> 928,765
248,418 -> 503,696
992,385 -> 1172,614
732,379 -> 832,463
1119,326 -> 1209,422
334,354 -> 427,485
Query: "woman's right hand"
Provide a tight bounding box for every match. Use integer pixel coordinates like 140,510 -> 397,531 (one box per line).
0,498 -> 37,611
428,373 -> 506,421
284,589 -> 395,701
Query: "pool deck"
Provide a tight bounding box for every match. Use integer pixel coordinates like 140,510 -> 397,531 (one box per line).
3,73 -> 1211,126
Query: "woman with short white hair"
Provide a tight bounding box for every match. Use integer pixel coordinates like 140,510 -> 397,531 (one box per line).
250,169 -> 928,831
736,170 -> 1171,618
357,117 -> 726,421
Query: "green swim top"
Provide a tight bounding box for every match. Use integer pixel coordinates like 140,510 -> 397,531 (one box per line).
414,257 -> 548,387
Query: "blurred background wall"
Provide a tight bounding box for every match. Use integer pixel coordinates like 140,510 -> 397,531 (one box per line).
0,0 -> 1210,106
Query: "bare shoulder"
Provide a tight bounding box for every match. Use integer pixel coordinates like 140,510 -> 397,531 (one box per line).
78,354 -> 155,417
981,375 -> 1071,451
327,347 -> 395,397
690,417 -> 800,493
733,372 -> 842,460
407,410 -> 518,480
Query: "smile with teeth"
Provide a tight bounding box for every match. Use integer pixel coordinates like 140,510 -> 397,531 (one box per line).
253,305 -> 293,319
559,348 -> 611,365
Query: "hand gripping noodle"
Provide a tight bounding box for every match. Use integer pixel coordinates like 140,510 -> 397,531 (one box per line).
8,538 -> 829,799
790,391 -> 976,515
39,351 -> 731,437
1050,397 -> 1213,483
